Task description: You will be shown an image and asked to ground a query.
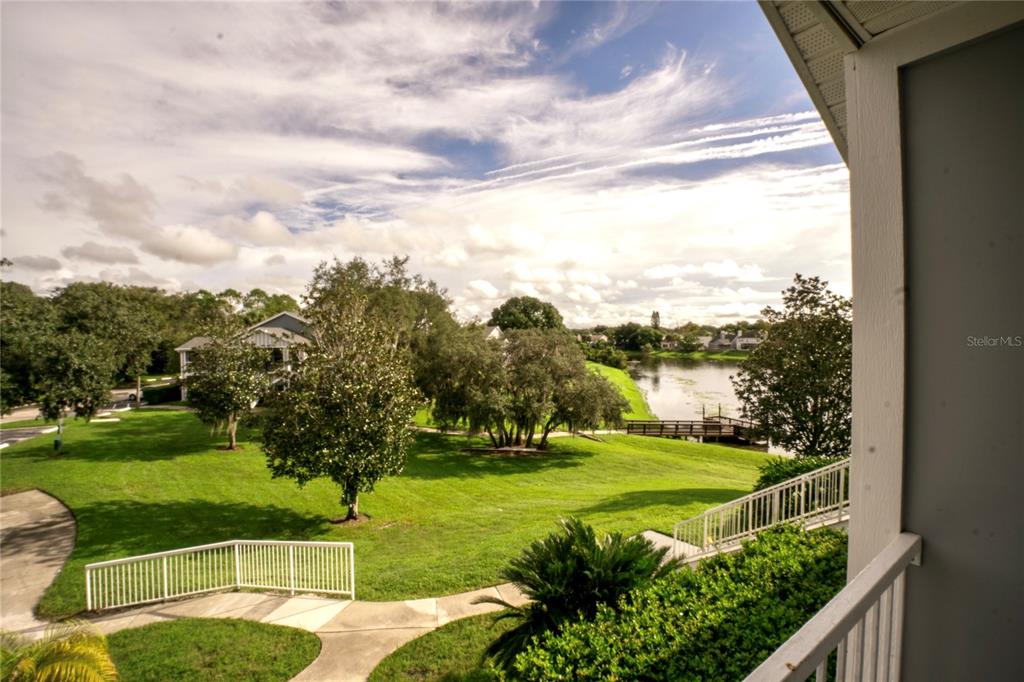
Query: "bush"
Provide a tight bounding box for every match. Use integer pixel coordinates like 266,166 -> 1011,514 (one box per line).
477,517 -> 678,675
141,383 -> 181,404
515,526 -> 847,681
581,343 -> 629,370
754,456 -> 840,491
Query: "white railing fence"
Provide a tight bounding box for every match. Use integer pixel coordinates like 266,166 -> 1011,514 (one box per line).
745,532 -> 921,682
674,458 -> 850,560
85,540 -> 354,611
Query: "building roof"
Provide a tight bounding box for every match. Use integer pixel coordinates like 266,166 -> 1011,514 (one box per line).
246,310 -> 310,334
758,1 -> 960,163
174,336 -> 212,352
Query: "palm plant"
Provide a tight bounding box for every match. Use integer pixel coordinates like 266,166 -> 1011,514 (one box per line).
1,620 -> 119,681
475,517 -> 679,674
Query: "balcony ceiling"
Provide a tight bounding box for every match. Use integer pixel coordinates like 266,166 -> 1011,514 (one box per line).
758,1 -> 961,163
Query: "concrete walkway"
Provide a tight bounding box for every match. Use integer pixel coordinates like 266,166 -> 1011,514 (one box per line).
0,490 -> 77,631
0,489 -> 527,681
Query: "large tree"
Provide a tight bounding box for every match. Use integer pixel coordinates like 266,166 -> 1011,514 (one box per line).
36,332 -> 119,449
0,281 -> 55,413
488,296 -> 564,330
263,274 -> 419,522
731,275 -> 852,457
185,330 -> 272,450
424,326 -> 626,449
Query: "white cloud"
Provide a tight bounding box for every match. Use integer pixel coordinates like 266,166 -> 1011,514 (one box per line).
1,3 -> 850,324
140,225 -> 239,265
11,255 -> 62,271
62,241 -> 140,264
467,279 -> 500,299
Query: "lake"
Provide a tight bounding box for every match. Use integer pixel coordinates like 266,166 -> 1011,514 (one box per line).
628,357 -> 745,421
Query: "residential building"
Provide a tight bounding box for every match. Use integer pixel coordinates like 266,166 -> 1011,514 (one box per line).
751,2 -> 1023,679
707,332 -> 735,351
732,330 -> 762,351
175,311 -> 311,400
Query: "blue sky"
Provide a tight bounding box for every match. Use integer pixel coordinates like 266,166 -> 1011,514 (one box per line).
2,1 -> 850,325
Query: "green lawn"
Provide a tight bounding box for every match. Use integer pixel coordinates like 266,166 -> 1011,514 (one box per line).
369,612 -> 511,681
586,362 -> 656,420
0,410 -> 765,618
108,618 -> 319,681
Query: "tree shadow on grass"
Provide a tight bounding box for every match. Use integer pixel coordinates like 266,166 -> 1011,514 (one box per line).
3,413 -> 257,463
401,433 -> 595,480
572,487 -> 750,516
70,498 -> 333,562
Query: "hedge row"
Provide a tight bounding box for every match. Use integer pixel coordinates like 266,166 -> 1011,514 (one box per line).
515,526 -> 847,681
754,456 -> 842,491
141,383 -> 181,404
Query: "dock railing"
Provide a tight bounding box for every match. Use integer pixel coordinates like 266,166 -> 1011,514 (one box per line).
85,539 -> 354,611
673,457 -> 850,560
745,532 -> 921,681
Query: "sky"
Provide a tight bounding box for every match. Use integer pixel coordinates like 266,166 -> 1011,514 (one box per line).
1,1 -> 851,327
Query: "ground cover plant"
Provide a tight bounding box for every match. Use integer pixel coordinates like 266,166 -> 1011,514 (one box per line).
368,612 -> 513,682
516,526 -> 847,680
107,618 -> 319,681
0,409 -> 765,618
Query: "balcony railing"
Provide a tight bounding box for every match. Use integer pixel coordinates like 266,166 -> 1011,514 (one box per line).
745,532 -> 921,682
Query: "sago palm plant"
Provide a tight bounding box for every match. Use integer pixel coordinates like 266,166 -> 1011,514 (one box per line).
1,620 -> 119,682
475,517 -> 679,675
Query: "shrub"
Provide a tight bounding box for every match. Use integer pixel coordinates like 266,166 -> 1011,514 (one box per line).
754,456 -> 841,491
582,343 -> 629,370
516,526 -> 847,681
476,517 -> 679,675
141,383 -> 181,405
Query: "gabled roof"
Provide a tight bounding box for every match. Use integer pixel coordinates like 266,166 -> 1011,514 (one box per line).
247,310 -> 310,334
758,1 -> 961,163
174,336 -> 212,352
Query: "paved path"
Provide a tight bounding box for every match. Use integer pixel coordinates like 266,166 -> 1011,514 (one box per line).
0,491 -> 77,631
0,489 -> 527,681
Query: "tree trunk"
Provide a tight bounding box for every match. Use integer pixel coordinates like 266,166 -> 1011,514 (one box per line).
525,423 -> 536,448
341,481 -> 359,521
56,415 -> 65,451
135,375 -> 142,409
486,427 -> 498,448
228,415 -> 238,450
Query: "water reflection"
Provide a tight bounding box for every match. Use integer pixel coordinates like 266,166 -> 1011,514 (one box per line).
628,357 -> 743,421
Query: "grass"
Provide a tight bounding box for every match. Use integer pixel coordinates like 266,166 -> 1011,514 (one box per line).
586,362 -> 656,420
369,612 -> 512,681
0,410 -> 766,618
107,618 -> 320,681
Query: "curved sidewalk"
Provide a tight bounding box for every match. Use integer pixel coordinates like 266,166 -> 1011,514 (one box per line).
0,490 -> 76,632
0,489 -> 526,681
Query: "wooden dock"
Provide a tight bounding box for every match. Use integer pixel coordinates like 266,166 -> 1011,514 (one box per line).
625,415 -> 763,445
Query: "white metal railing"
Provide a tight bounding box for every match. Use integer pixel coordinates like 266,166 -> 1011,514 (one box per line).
85,540 -> 354,611
674,458 -> 850,560
745,532 -> 922,681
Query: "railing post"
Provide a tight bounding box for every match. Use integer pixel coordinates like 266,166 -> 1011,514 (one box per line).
772,490 -> 780,523
289,545 -> 296,595
838,466 -> 846,522
702,513 -> 710,550
162,556 -> 169,599
86,568 -> 93,611
234,543 -> 241,587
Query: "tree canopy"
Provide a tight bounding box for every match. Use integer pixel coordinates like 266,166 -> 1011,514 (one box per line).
184,327 -> 273,450
488,296 -> 564,331
422,326 -> 626,449
263,268 -> 420,521
731,275 -> 852,457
